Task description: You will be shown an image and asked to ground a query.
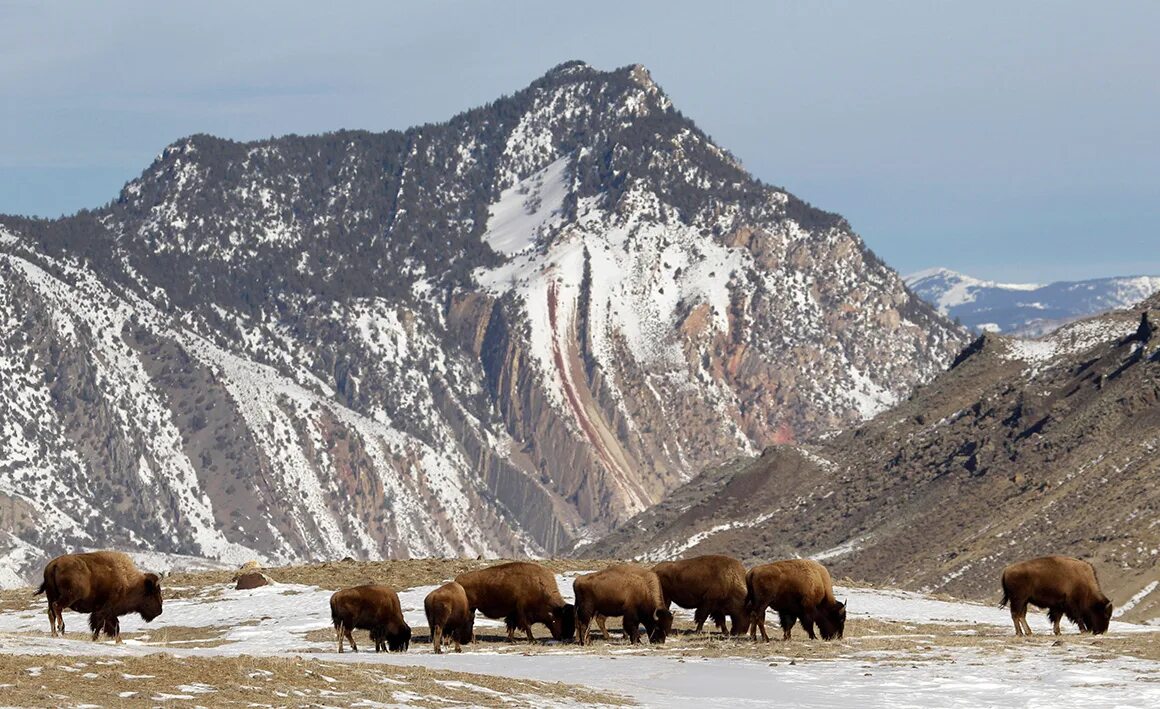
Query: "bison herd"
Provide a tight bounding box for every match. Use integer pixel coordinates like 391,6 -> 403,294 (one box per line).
34,551 -> 1117,653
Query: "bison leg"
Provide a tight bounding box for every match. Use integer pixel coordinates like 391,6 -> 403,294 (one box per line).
711,610 -> 728,634
779,612 -> 796,641
576,611 -> 592,646
47,605 -> 58,637
504,614 -> 519,642
751,605 -> 770,642
1009,600 -> 1030,636
1048,608 -> 1064,636
105,617 -> 121,644
89,613 -> 105,642
506,611 -> 535,643
799,614 -> 817,640
345,624 -> 359,653
623,614 -> 641,644
595,614 -> 611,640
49,602 -> 67,636
433,624 -> 444,654
693,606 -> 709,633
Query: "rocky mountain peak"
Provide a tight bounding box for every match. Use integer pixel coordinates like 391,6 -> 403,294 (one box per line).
0,62 -> 967,584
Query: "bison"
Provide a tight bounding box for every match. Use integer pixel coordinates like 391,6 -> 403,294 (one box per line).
455,561 -> 575,643
329,584 -> 411,652
746,559 -> 846,641
35,551 -> 163,643
424,581 -> 474,653
653,554 -> 749,635
1000,555 -> 1113,636
573,564 -> 674,645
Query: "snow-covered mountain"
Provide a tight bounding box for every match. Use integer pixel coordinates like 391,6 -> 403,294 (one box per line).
907,267 -> 1160,336
0,62 -> 966,583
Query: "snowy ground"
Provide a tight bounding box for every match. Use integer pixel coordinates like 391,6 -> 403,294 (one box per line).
2,572 -> 1158,707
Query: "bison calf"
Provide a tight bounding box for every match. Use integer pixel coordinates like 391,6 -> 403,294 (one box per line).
424,581 -> 474,653
329,584 -> 411,653
455,561 -> 575,643
746,559 -> 846,642
36,551 -> 163,643
573,564 -> 673,646
653,554 -> 749,635
1000,555 -> 1113,636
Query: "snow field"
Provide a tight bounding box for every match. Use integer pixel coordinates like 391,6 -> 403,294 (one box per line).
2,573 -> 1158,707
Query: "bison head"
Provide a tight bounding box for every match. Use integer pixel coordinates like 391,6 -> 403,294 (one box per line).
1087,598 -> 1113,635
648,608 -> 675,644
387,623 -> 412,652
554,603 -> 576,642
819,599 -> 847,641
374,624 -> 411,652
138,574 -> 163,622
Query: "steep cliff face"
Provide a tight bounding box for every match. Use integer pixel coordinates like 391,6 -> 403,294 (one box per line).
586,294 -> 1160,623
0,62 -> 965,583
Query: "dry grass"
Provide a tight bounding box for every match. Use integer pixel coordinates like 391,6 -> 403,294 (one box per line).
0,653 -> 632,707
5,557 -> 1158,705
0,586 -> 40,614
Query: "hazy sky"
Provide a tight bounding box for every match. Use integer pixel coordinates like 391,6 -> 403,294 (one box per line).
2,1 -> 1157,282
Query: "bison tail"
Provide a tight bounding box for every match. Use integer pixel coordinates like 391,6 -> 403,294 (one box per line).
33,582 -> 46,596
999,577 -> 1010,608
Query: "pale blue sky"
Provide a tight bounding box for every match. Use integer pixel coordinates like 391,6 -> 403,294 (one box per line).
2,1 -> 1157,282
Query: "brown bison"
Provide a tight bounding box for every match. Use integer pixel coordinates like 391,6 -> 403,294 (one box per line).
35,551 -> 163,643
329,584 -> 411,652
424,581 -> 474,653
1000,555 -> 1113,636
573,564 -> 674,645
455,561 -> 575,643
746,559 -> 846,641
653,554 -> 749,635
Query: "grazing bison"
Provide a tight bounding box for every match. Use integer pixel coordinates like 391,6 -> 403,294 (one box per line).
455,561 -> 575,643
653,554 -> 749,635
573,564 -> 674,645
1000,555 -> 1113,636
746,559 -> 846,641
35,551 -> 163,643
329,584 -> 411,652
424,581 -> 474,653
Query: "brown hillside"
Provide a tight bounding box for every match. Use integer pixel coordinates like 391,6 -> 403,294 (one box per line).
585,298 -> 1160,623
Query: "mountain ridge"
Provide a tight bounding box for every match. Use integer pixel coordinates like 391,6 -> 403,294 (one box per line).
0,62 -> 965,583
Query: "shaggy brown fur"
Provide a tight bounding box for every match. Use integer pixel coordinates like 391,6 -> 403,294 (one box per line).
329,584 -> 411,652
424,581 -> 474,654
455,562 -> 575,643
35,551 -> 163,643
746,559 -> 846,641
1000,555 -> 1113,636
573,564 -> 674,646
653,554 -> 750,635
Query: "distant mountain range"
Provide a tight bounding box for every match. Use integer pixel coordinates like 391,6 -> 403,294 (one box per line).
906,268 -> 1160,337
